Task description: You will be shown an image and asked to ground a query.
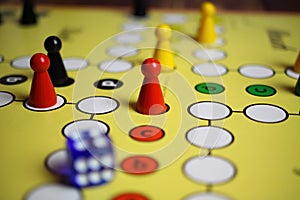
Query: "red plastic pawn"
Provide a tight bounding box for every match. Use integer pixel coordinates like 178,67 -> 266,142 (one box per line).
28,53 -> 57,108
136,58 -> 167,115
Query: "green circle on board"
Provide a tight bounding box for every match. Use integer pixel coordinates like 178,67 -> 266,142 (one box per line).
195,83 -> 225,94
246,84 -> 276,97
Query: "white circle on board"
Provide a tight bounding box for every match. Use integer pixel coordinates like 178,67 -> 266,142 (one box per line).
192,63 -> 228,76
114,33 -> 143,44
25,183 -> 82,200
239,64 -> 275,79
24,95 -> 65,111
98,60 -> 133,73
76,96 -> 119,115
184,156 -> 236,185
285,66 -> 299,79
63,58 -> 89,70
45,149 -> 70,176
62,119 -> 109,139
193,49 -> 226,61
186,126 -> 233,149
215,25 -> 224,34
107,45 -> 139,57
184,192 -> 230,200
11,56 -> 30,69
162,14 -> 186,24
189,101 -> 231,120
122,22 -> 146,31
211,37 -> 225,47
0,91 -> 14,107
244,104 -> 288,123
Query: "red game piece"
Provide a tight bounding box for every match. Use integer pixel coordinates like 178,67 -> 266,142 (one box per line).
136,58 -> 167,115
28,53 -> 57,108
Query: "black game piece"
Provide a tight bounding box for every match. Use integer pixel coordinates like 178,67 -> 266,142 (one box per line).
0,12 -> 3,25
133,0 -> 147,17
44,36 -> 74,87
19,0 -> 37,25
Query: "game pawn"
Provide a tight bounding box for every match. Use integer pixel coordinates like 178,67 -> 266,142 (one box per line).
19,0 -> 37,25
153,24 -> 175,70
133,0 -> 147,17
66,128 -> 115,188
293,50 -> 300,73
136,58 -> 167,115
28,53 -> 57,108
44,36 -> 74,87
196,1 -> 217,44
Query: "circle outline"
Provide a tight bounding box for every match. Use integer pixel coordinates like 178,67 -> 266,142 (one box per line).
0,91 -> 15,107
238,64 -> 275,79
129,125 -> 165,142
246,84 -> 276,97
23,94 -> 66,112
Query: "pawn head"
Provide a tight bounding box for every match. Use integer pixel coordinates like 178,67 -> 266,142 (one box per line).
30,53 -> 50,72
44,35 -> 62,53
155,24 -> 172,40
201,1 -> 216,16
141,58 -> 161,78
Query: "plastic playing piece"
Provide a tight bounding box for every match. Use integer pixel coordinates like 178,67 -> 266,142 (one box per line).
133,0 -> 147,17
19,0 -> 37,25
196,1 -> 217,44
136,58 -> 167,115
28,53 -> 57,108
44,36 -> 74,87
66,128 -> 115,188
153,24 -> 175,70
293,51 -> 300,73
295,74 -> 300,96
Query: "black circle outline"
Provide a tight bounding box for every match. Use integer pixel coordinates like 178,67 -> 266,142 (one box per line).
246,84 -> 276,97
243,103 -> 289,123
44,149 -> 70,177
185,125 -> 234,149
129,125 -> 165,142
97,59 -> 134,73
61,119 -> 110,139
191,62 -> 229,77
0,91 -> 15,107
188,101 -> 232,121
0,74 -> 27,85
23,94 -> 66,112
238,64 -> 275,79
195,82 -> 225,94
94,78 -> 124,90
192,49 -> 227,61
76,96 -> 120,115
182,155 -> 237,185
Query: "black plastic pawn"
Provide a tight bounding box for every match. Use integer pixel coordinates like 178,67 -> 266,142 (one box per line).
133,0 -> 147,17
0,12 -> 3,25
19,0 -> 37,25
44,36 -> 74,87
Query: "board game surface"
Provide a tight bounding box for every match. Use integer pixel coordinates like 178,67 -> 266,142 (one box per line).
0,4 -> 300,200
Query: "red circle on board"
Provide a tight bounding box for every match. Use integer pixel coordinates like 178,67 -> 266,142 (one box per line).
121,155 -> 158,175
129,125 -> 164,142
112,192 -> 149,200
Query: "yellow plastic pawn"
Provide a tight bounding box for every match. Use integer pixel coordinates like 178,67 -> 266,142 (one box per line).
293,51 -> 300,73
153,24 -> 175,70
196,1 -> 217,44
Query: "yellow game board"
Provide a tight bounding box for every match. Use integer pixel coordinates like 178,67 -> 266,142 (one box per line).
0,4 -> 300,200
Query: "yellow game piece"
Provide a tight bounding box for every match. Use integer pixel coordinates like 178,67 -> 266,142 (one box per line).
196,1 -> 217,44
293,50 -> 300,73
153,24 -> 175,70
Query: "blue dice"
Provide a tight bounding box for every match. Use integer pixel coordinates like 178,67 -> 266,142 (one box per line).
66,128 -> 115,188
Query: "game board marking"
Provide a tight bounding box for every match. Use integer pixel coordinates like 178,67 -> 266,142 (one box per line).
76,96 -> 119,115
24,183 -> 82,200
162,13 -> 186,24
63,58 -> 89,70
195,82 -> 225,94
188,101 -> 232,120
98,60 -> 133,73
45,149 -> 70,176
285,66 -> 299,79
184,191 -> 231,200
112,192 -> 149,200
62,119 -> 110,139
0,91 -> 15,107
94,79 -> 124,90
120,155 -> 158,175
23,95 -> 66,111
193,49 -> 226,61
239,64 -> 275,79
186,126 -> 234,149
192,63 -> 228,76
11,56 -> 30,69
246,84 -> 276,97
0,74 -> 27,85
114,33 -> 143,44
0,55 -> 4,63
122,21 -> 146,31
243,103 -> 288,123
129,125 -> 165,142
215,25 -> 224,34
106,45 -> 139,57
183,156 -> 236,185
